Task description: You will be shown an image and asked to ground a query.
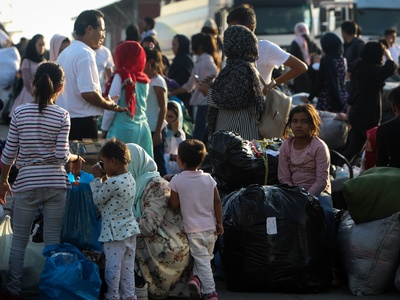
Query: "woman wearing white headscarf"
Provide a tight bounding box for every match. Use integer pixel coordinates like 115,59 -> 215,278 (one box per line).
289,22 -> 321,93
127,143 -> 192,299
49,34 -> 71,61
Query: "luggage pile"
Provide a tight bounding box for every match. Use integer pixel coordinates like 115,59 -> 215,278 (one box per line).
337,167 -> 400,295
207,130 -> 332,293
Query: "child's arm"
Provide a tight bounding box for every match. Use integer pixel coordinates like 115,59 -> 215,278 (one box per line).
169,189 -> 180,211
152,85 -> 167,146
308,143 -> 330,196
90,177 -> 115,206
213,187 -> 224,236
277,141 -> 294,186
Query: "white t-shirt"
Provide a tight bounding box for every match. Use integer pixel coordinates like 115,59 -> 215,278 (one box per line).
95,45 -> 114,91
146,74 -> 167,132
169,170 -> 217,233
56,40 -> 104,118
256,39 -> 290,84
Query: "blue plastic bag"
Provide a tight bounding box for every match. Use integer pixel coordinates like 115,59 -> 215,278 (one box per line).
39,243 -> 101,300
61,171 -> 102,252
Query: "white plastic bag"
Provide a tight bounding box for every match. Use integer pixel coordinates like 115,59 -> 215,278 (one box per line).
0,215 -> 12,270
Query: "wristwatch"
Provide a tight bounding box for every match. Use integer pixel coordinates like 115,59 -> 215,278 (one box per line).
173,131 -> 181,138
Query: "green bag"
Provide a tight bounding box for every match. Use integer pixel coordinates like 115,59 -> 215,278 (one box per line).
343,167 -> 400,223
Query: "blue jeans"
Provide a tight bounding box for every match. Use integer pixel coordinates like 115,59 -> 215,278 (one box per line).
317,192 -> 336,267
7,187 -> 66,295
192,105 -> 207,142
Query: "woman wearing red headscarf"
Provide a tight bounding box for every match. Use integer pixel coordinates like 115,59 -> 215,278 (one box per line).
101,41 -> 153,157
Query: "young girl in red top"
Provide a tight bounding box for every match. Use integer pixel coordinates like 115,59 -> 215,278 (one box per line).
278,104 -> 338,285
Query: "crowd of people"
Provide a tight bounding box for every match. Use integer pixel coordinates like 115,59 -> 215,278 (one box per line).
0,2 -> 400,300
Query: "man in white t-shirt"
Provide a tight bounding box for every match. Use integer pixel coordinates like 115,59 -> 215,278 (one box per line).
226,4 -> 307,88
56,10 -> 125,140
96,45 -> 115,92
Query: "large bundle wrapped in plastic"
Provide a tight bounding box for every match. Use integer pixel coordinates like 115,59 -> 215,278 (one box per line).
337,211 -> 400,296
318,110 -> 348,150
343,167 -> 400,223
207,130 -> 281,195
221,184 -> 331,293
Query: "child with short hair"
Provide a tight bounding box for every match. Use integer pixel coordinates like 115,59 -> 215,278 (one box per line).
169,139 -> 223,300
90,138 -> 140,300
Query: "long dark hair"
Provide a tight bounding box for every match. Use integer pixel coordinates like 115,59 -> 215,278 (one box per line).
32,62 -> 64,113
144,46 -> 164,75
24,34 -> 45,63
191,33 -> 221,70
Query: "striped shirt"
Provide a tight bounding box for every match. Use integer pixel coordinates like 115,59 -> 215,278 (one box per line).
208,91 -> 261,141
1,103 -> 71,192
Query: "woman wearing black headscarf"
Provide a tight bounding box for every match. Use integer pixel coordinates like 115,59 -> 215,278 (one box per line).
168,34 -> 194,109
9,34 -> 46,116
208,25 -> 264,141
306,32 -> 348,113
341,41 -> 396,164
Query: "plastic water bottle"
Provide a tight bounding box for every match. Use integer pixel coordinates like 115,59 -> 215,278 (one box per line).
336,166 -> 349,179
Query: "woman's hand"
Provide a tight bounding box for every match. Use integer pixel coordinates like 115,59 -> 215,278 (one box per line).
198,76 -> 214,96
383,48 -> 394,61
70,155 -> 85,176
153,131 -> 162,146
0,180 -> 12,205
215,223 -> 224,236
171,119 -> 180,134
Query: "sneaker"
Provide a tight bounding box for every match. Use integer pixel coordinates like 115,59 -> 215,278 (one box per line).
188,275 -> 202,299
135,283 -> 149,300
203,291 -> 218,300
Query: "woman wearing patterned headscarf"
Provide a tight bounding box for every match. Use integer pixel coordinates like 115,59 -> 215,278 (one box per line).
306,32 -> 348,113
208,25 -> 264,140
127,143 -> 192,299
341,41 -> 396,164
101,41 -> 153,157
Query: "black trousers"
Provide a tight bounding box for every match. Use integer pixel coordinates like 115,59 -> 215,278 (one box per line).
70,116 -> 98,140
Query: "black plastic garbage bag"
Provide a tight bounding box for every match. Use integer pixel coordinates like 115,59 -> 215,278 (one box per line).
221,184 -> 331,293
207,131 -> 281,194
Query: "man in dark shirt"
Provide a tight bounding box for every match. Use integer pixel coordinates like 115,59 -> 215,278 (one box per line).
341,21 -> 365,76
376,86 -> 400,167
341,21 -> 365,97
